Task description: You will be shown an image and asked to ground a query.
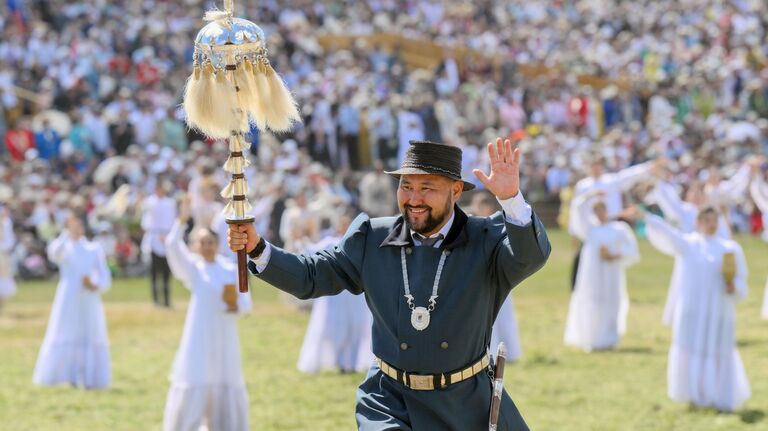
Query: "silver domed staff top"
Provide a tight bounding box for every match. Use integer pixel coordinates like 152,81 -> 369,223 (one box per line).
183,0 -> 300,292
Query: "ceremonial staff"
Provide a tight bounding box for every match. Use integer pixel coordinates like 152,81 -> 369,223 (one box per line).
488,342 -> 507,431
182,0 -> 300,292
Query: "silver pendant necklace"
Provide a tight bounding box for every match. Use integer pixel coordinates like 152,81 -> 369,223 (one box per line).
400,247 -> 448,331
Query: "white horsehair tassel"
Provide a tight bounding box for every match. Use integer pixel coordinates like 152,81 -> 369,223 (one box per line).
220,180 -> 235,199
263,62 -> 300,131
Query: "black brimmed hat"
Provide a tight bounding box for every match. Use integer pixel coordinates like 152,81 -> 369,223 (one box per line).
385,140 -> 475,191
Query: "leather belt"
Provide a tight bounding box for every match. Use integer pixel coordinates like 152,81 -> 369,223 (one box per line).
376,354 -> 490,391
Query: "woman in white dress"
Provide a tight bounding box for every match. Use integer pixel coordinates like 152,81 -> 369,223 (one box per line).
750,171 -> 768,319
297,213 -> 374,373
565,191 -> 640,352
0,208 -> 16,314
640,206 -> 750,412
163,200 -> 252,431
646,180 -> 730,325
33,216 -> 112,389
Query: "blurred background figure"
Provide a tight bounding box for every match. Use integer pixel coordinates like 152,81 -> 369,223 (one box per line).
141,181 -> 177,308
163,198 -> 251,431
565,192 -> 640,352
33,216 -> 112,389
643,207 -> 751,412
0,202 -> 16,314
296,209 -> 374,374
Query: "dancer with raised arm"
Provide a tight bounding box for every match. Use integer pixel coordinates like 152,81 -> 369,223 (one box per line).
564,191 -> 639,352
163,196 -> 251,431
635,206 -> 750,412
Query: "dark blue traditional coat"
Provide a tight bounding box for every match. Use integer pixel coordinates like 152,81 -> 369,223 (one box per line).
249,205 -> 551,430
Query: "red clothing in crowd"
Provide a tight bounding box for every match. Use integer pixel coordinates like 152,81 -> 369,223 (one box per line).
5,128 -> 34,162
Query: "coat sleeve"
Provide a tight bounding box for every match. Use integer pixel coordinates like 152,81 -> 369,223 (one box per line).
249,214 -> 368,300
489,208 -> 551,295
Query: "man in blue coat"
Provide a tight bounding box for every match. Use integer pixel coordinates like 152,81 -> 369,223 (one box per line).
230,138 -> 551,430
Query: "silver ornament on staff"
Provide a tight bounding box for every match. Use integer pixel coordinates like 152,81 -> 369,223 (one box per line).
488,342 -> 507,431
182,0 -> 300,292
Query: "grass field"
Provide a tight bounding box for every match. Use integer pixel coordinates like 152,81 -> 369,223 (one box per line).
0,229 -> 766,431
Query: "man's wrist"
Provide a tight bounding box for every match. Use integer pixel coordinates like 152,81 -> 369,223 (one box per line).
247,237 -> 267,259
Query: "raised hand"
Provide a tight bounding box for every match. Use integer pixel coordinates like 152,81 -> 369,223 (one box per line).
473,137 -> 521,200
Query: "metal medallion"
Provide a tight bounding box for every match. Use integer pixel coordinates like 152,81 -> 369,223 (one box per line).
411,307 -> 430,331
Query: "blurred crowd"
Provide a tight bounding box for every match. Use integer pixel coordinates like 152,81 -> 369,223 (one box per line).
1,0 -> 767,279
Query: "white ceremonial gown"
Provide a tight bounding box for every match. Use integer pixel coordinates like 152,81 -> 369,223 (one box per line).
646,215 -> 750,412
163,221 -> 251,431
490,296 -> 522,361
565,195 -> 640,351
33,233 -> 112,389
647,181 -> 731,325
750,177 -> 768,320
0,215 -> 16,298
297,235 -> 374,373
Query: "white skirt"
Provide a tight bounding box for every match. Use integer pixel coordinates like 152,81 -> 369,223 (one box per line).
297,292 -> 374,373
667,346 -> 750,412
490,297 -> 522,361
163,384 -> 249,431
33,343 -> 111,389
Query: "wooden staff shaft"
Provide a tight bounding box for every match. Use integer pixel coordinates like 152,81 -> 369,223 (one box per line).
237,249 -> 248,293
226,217 -> 254,293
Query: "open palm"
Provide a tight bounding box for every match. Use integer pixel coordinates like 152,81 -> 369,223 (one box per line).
473,138 -> 521,200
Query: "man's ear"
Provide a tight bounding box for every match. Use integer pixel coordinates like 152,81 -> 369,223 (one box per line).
452,181 -> 463,201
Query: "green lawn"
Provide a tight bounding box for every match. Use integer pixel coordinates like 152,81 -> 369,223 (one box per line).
0,229 -> 766,430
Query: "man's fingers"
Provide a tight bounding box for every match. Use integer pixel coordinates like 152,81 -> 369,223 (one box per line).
495,138 -> 504,162
512,147 -> 521,165
487,142 -> 498,163
472,169 -> 491,189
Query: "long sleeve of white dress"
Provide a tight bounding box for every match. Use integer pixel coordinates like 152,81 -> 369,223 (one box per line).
89,244 -> 112,293
613,161 -> 654,192
649,181 -> 696,231
46,231 -> 70,265
729,244 -> 749,301
615,222 -> 640,268
645,214 -> 687,256
716,164 -> 751,203
165,220 -> 198,291
569,194 -> 596,241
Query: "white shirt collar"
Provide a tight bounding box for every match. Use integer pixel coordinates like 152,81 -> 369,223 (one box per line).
410,210 -> 455,247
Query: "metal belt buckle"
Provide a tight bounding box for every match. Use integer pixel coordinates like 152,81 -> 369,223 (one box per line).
408,374 -> 434,390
